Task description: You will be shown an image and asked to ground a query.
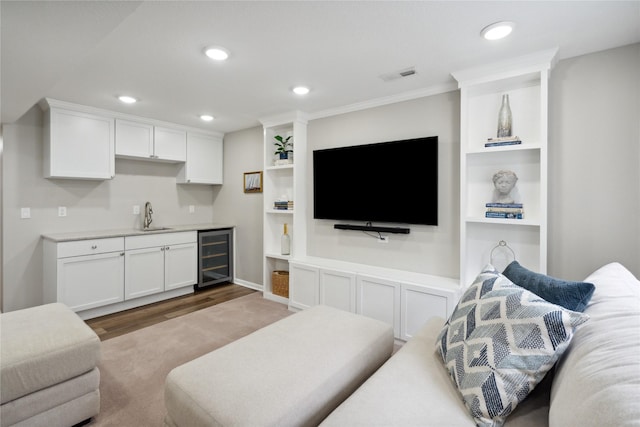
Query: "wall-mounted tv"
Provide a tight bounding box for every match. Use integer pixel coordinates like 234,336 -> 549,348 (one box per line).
313,136 -> 438,227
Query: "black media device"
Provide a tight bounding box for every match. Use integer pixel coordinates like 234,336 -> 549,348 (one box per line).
313,136 -> 438,231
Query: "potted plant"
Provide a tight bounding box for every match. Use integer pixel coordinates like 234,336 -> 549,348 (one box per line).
274,135 -> 293,164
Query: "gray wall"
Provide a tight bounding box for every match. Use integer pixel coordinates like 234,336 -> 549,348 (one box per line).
306,92 -> 461,278
548,43 -> 640,280
211,126 -> 264,287
2,106 -> 216,311
2,43 -> 639,311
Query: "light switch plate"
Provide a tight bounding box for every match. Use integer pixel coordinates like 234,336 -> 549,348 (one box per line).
133,205 -> 140,215
21,207 -> 31,219
189,205 -> 195,214
58,206 -> 67,217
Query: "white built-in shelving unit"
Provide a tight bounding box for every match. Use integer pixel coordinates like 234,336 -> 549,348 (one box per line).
453,48 -> 557,287
260,112 -> 308,303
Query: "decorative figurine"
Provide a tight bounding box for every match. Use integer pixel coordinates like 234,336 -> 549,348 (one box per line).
492,170 -> 519,204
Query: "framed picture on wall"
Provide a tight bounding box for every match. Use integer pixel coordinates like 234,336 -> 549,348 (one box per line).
244,171 -> 263,193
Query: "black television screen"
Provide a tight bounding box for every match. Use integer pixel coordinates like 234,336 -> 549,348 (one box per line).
313,136 -> 438,226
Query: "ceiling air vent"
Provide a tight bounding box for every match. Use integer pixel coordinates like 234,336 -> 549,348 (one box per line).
379,67 -> 417,82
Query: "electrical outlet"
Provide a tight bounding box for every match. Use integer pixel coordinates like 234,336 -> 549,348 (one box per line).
20,207 -> 31,219
133,205 -> 140,215
58,206 -> 67,217
378,236 -> 389,243
189,205 -> 195,214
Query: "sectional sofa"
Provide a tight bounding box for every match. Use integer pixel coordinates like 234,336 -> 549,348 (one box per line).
165,261 -> 639,426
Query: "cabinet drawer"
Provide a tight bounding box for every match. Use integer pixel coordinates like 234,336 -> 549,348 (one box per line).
125,231 -> 196,250
57,237 -> 124,258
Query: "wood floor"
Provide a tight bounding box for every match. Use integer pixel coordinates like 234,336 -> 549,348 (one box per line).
85,283 -> 257,341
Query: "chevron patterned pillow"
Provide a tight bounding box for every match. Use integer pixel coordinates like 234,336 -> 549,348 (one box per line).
436,264 -> 589,427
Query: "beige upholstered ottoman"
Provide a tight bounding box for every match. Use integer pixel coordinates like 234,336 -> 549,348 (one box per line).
164,305 -> 394,427
0,303 -> 101,427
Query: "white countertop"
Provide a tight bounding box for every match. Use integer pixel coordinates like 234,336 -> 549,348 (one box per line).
41,223 -> 234,242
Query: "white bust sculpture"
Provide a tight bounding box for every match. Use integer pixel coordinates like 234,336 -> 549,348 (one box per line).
492,170 -> 519,204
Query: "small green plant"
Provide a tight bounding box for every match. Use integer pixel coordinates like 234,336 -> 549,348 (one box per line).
274,135 -> 292,155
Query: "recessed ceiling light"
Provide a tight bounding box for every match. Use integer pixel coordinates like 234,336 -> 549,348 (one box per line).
204,46 -> 229,61
481,21 -> 515,40
118,95 -> 137,104
292,86 -> 310,95
200,115 -> 214,122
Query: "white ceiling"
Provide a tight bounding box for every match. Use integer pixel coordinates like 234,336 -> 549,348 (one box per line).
2,1 -> 639,134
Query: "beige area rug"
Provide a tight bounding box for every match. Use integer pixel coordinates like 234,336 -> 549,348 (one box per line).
86,293 -> 292,426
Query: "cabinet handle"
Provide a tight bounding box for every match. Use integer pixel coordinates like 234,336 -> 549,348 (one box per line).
120,252 -> 125,256
91,245 -> 98,250
161,247 -> 165,251
165,246 -> 170,250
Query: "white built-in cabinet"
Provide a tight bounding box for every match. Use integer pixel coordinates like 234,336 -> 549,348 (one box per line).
43,238 -> 125,312
44,231 -> 197,319
290,258 -> 459,340
260,112 -> 308,303
176,133 -> 224,184
39,98 -> 223,184
41,100 -> 115,180
452,49 -> 556,287
124,232 -> 197,300
115,119 -> 186,162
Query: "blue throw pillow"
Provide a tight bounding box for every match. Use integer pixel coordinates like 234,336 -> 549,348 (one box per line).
502,261 -> 595,312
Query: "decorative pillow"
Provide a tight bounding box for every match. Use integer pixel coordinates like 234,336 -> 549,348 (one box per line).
503,260 -> 595,312
435,264 -> 589,427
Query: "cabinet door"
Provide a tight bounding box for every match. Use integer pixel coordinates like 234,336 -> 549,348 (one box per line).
320,269 -> 356,313
154,127 -> 187,162
115,119 -> 153,159
125,247 -> 165,299
289,263 -> 319,310
46,108 -> 114,179
164,242 -> 197,290
356,275 -> 401,337
57,252 -> 124,311
178,133 -> 223,184
400,284 -> 450,340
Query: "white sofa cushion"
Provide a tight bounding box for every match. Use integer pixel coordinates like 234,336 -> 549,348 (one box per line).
320,316 -> 477,427
549,262 -> 640,427
436,265 -> 589,427
0,302 -> 101,404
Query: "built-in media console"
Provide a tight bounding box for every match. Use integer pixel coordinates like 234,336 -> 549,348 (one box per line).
334,223 -> 410,234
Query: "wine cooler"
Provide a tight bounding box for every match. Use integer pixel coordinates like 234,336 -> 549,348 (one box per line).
198,228 -> 233,289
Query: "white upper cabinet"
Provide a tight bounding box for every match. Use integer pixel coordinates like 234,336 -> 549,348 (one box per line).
115,119 -> 186,162
176,133 -> 223,184
42,102 -> 115,180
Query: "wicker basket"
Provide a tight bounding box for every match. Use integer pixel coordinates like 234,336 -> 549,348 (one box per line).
271,270 -> 290,298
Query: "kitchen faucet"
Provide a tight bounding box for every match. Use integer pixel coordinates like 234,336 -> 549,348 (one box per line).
144,202 -> 153,229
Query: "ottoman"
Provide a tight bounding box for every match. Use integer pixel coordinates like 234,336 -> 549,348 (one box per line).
0,303 -> 101,427
164,305 -> 394,427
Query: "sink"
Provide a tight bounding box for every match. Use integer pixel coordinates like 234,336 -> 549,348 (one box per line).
142,227 -> 172,232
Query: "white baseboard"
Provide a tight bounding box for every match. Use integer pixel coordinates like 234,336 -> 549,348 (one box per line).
234,278 -> 263,291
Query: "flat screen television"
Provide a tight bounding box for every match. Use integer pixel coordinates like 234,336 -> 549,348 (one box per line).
313,136 -> 438,226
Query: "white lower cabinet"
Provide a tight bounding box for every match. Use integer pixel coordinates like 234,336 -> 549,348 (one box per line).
289,263 -> 319,310
44,238 -> 125,311
357,275 -> 401,338
289,258 -> 460,340
125,232 -> 197,300
320,269 -> 356,313
44,231 -> 197,317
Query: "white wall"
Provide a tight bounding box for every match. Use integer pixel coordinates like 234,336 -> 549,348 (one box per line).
306,92 -> 461,278
2,106 -> 216,311
548,43 -> 640,280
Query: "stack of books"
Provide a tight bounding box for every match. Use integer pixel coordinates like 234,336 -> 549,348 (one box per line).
485,136 -> 522,147
274,200 -> 294,210
485,203 -> 524,219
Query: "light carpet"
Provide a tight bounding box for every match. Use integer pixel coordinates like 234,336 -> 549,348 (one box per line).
86,293 -> 291,426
